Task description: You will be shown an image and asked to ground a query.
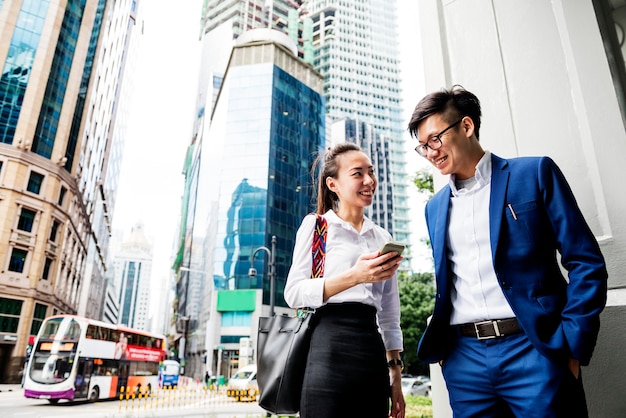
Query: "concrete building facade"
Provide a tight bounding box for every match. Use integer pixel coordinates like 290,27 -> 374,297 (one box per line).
307,0 -> 412,248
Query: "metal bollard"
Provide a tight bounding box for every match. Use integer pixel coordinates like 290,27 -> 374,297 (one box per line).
118,386 -> 124,412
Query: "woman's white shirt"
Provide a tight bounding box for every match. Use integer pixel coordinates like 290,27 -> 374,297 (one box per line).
284,210 -> 403,351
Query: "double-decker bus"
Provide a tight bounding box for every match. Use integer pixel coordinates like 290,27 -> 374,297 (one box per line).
23,315 -> 167,403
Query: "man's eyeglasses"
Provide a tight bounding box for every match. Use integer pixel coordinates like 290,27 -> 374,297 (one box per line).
414,118 -> 464,157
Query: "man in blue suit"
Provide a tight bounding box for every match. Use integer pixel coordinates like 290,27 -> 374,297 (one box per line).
408,86 -> 607,417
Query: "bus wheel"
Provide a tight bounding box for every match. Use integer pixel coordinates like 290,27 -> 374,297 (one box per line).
88,386 -> 99,402
48,399 -> 60,404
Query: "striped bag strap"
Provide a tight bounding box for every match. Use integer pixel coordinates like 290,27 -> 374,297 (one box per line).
311,214 -> 327,278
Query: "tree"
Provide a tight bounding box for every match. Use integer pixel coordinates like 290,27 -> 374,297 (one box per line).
398,166 -> 436,376
413,167 -> 434,199
398,272 -> 435,376
413,167 -> 434,250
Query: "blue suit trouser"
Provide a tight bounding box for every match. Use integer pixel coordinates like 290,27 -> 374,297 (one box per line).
442,332 -> 588,418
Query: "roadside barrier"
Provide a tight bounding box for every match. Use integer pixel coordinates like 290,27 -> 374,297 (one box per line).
116,383 -> 260,413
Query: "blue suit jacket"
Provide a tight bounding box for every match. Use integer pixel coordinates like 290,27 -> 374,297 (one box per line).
418,154 -> 608,366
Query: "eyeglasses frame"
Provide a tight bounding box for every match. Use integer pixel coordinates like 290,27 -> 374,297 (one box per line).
415,117 -> 465,157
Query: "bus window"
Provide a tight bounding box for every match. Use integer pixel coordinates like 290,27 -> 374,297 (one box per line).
30,352 -> 74,384
100,327 -> 110,341
86,325 -> 97,339
40,320 -> 60,339
66,320 -> 81,339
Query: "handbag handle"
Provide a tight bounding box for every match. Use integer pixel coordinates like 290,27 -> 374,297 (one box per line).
294,214 -> 326,317
311,214 -> 327,279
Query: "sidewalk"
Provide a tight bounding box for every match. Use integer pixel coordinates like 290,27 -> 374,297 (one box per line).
0,384 -> 21,392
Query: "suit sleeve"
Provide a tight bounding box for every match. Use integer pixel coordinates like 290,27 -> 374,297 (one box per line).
539,157 -> 608,365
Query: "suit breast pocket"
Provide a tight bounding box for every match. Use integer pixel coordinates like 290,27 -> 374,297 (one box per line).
504,200 -> 545,249
507,200 -> 538,219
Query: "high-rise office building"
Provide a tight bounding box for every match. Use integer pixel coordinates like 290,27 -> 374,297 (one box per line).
201,0 -> 312,60
306,0 -> 411,249
173,29 -> 325,378
0,0 -> 141,382
112,221 -> 152,330
202,0 -> 411,252
77,0 -> 142,322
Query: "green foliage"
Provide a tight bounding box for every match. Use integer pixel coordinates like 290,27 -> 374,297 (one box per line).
398,272 -> 435,376
270,396 -> 433,418
406,395 -> 434,418
413,167 -> 434,200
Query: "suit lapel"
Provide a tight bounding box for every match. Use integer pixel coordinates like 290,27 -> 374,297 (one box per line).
489,155 -> 509,263
433,187 -> 451,278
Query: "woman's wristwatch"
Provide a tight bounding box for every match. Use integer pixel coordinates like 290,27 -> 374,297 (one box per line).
387,358 -> 404,370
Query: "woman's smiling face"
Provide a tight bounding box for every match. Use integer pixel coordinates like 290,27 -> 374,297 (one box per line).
326,150 -> 377,209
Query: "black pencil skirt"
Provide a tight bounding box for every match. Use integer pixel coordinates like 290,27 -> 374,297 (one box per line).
300,302 -> 390,418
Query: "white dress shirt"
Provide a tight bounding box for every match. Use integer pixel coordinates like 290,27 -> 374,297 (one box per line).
447,151 -> 516,325
284,210 -> 403,351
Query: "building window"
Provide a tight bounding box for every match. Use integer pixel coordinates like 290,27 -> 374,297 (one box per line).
220,335 -> 250,344
593,0 -> 626,121
26,171 -> 44,194
0,298 -> 23,333
221,311 -> 252,327
58,186 -> 67,206
17,208 -> 37,232
49,220 -> 60,242
8,248 -> 28,273
42,257 -> 54,281
29,303 -> 47,336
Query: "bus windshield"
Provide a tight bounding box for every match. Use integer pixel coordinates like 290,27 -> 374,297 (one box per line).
29,317 -> 81,384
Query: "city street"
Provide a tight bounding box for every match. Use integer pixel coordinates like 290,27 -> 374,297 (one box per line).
0,385 -> 270,418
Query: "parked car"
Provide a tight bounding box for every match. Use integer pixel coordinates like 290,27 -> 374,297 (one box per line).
227,364 -> 258,401
401,376 -> 431,397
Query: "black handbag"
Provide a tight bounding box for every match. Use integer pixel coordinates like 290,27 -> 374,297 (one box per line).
256,214 -> 327,415
257,309 -> 314,414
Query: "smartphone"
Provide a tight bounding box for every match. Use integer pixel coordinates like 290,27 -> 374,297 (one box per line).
379,241 -> 406,256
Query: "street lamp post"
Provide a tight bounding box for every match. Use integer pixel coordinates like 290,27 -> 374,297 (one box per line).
176,315 -> 190,374
249,235 -> 277,316
177,267 -> 204,374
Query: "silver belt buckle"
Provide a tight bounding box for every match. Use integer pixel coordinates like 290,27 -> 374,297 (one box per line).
474,320 -> 501,340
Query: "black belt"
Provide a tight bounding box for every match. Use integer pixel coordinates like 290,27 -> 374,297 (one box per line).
456,318 -> 522,340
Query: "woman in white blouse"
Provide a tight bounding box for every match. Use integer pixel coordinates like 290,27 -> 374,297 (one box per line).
284,143 -> 406,418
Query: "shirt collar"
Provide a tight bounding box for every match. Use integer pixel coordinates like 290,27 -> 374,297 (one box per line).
323,209 -> 376,234
449,150 -> 492,196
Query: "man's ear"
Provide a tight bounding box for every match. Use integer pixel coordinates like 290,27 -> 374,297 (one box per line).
462,116 -> 475,139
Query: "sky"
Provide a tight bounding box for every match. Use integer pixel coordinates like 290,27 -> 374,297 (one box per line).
111,0 -> 433,312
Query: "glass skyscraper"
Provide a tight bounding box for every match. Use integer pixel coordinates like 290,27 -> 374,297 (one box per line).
174,29 -> 325,377
197,0 -> 410,259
